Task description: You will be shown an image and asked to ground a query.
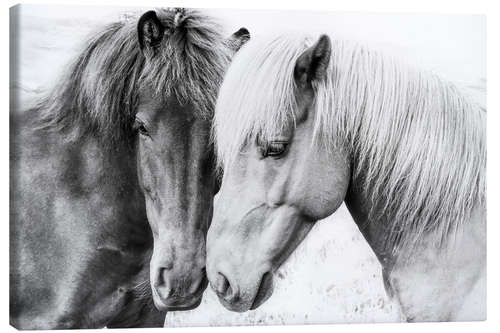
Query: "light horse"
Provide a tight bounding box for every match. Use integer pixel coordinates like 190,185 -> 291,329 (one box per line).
10,8 -> 249,329
207,34 -> 486,322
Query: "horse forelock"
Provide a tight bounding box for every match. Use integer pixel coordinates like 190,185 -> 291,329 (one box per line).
35,8 -> 230,145
214,34 -> 311,170
142,8 -> 231,119
214,34 -> 486,256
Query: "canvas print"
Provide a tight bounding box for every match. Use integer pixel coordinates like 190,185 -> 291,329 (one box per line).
9,4 -> 486,329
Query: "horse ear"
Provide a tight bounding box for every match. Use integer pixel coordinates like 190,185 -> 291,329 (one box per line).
137,10 -> 165,52
294,34 -> 331,88
227,27 -> 250,53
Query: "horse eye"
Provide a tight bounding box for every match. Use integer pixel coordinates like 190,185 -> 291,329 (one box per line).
134,119 -> 150,137
138,124 -> 148,135
263,142 -> 288,158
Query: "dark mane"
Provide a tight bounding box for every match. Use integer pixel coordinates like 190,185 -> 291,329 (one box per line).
35,8 -> 230,144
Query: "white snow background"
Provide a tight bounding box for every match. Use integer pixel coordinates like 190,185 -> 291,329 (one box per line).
11,4 -> 486,327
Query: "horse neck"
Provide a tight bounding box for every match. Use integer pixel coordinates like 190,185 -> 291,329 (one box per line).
335,59 -> 485,265
69,132 -> 155,253
23,117 -> 147,230
66,134 -> 146,214
344,165 -> 485,272
343,176 -> 395,266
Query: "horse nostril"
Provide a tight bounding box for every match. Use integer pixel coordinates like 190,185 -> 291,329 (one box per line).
155,267 -> 174,299
214,272 -> 233,299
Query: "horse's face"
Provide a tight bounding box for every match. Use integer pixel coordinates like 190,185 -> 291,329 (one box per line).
135,11 -> 250,311
134,91 -> 213,311
207,35 -> 350,312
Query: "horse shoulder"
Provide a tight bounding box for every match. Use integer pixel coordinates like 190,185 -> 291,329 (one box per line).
388,206 -> 486,322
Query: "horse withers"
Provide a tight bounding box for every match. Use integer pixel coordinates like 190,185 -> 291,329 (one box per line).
10,8 -> 249,329
207,34 -> 485,321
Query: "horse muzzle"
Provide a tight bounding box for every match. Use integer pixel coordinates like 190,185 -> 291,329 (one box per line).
208,264 -> 274,312
151,267 -> 208,311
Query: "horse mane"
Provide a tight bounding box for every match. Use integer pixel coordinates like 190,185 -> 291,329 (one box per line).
35,8 -> 230,144
214,34 -> 486,255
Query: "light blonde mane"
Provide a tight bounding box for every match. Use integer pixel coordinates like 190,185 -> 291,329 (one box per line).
214,34 -> 486,254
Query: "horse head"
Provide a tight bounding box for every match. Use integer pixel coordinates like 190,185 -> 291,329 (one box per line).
135,9 -> 250,311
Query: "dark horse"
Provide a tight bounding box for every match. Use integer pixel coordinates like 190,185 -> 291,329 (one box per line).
10,8 -> 249,329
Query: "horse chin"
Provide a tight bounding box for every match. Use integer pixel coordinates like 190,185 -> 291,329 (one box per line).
152,295 -> 169,312
153,294 -> 204,312
218,298 -> 250,313
165,296 -> 203,311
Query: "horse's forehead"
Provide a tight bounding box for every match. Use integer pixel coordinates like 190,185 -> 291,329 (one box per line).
139,89 -> 211,121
